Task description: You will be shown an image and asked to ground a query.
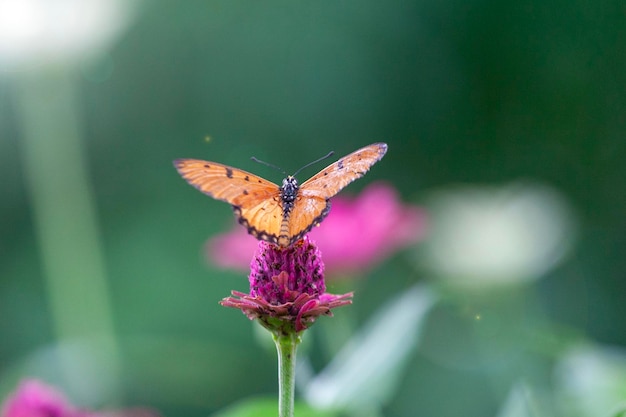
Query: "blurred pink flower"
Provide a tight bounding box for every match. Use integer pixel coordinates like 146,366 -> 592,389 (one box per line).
1,379 -> 73,417
207,182 -> 427,275
0,379 -> 158,417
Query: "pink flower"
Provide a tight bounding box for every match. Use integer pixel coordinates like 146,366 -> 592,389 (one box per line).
1,379 -> 159,417
1,380 -> 73,417
207,182 -> 427,275
220,237 -> 352,333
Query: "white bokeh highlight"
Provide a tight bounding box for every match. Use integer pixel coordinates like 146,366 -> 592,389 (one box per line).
419,182 -> 576,285
0,0 -> 136,69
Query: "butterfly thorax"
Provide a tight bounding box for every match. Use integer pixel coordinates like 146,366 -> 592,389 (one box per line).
280,176 -> 299,215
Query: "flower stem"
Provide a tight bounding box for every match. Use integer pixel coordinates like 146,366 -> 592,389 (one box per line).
274,331 -> 300,417
14,68 -> 121,398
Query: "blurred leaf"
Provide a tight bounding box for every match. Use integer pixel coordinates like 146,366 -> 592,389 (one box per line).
495,382 -> 552,417
554,344 -> 626,417
211,397 -> 337,417
612,406 -> 626,417
303,284 -> 436,412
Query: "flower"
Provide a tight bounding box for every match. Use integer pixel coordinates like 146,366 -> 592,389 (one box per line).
208,182 -> 427,275
1,379 -> 73,417
308,181 -> 426,273
220,237 -> 353,333
0,379 -> 159,417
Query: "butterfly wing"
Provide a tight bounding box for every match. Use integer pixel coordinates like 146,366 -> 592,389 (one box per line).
174,159 -> 285,244
175,142 -> 388,247
283,142 -> 388,245
299,142 -> 387,199
282,194 -> 332,246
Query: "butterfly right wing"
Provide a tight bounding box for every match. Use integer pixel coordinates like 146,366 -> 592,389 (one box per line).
277,143 -> 387,246
299,142 -> 388,199
174,159 -> 285,243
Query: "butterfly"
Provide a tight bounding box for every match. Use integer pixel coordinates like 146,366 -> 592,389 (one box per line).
174,142 -> 387,247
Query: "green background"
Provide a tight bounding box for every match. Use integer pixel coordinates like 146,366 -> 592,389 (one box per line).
1,1 -> 625,416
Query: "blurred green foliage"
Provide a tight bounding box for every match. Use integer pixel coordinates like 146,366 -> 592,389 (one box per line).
1,1 -> 625,416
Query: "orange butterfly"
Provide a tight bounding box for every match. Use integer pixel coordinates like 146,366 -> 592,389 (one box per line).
174,143 -> 387,247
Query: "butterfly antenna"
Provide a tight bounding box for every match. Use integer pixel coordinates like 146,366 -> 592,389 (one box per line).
292,151 -> 335,177
251,156 -> 288,176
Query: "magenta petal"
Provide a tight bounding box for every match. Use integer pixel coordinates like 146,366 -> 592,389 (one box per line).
221,289 -> 352,333
295,299 -> 320,332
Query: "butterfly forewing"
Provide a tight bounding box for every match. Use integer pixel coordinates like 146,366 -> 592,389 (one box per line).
174,159 -> 280,206
300,142 -> 387,199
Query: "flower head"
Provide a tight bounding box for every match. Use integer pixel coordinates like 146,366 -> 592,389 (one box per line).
220,237 -> 352,334
208,182 -> 427,276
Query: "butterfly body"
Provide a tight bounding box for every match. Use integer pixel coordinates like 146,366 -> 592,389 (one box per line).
174,142 -> 387,247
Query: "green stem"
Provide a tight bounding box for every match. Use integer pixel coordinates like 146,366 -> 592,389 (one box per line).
14,67 -> 121,397
274,332 -> 300,417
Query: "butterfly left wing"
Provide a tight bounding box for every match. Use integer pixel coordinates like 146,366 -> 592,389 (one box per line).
174,159 -> 289,244
282,142 -> 388,245
173,159 -> 279,205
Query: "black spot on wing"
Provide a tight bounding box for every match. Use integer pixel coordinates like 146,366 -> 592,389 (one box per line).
225,167 -> 234,178
337,159 -> 344,169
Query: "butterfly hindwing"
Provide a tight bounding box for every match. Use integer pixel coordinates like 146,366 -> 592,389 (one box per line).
285,195 -> 331,245
235,196 -> 285,245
